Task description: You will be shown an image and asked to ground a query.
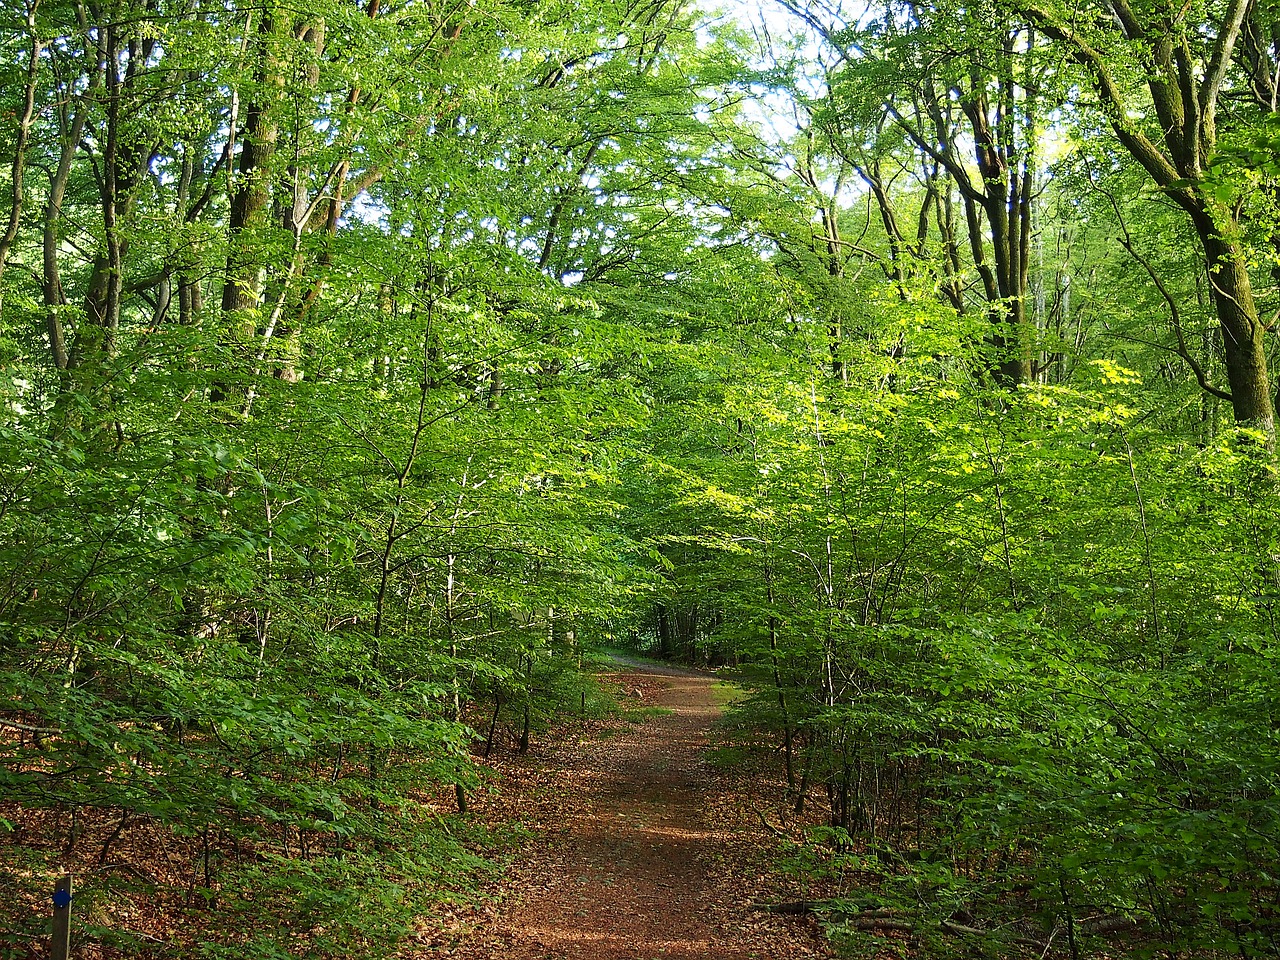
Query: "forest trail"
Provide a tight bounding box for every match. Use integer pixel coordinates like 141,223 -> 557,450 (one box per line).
419,665 -> 834,960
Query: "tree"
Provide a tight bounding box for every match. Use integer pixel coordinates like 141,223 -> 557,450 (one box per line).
1022,0 -> 1280,434
774,0 -> 1050,386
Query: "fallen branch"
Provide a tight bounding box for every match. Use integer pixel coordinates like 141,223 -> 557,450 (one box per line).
749,902 -> 898,919
754,807 -> 791,841
0,716 -> 60,735
852,916 -> 914,932
749,900 -> 830,914
1081,916 -> 1139,936
97,861 -> 158,884
940,919 -> 1046,949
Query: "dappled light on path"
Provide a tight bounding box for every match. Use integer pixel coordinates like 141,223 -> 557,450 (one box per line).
414,667 -> 832,960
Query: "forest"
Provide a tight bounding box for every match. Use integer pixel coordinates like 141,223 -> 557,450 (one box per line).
0,0 -> 1278,956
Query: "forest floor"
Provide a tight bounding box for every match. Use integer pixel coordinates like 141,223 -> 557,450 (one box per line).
407,663 -> 838,960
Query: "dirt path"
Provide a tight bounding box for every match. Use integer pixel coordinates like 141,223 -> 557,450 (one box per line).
420,667 -> 833,959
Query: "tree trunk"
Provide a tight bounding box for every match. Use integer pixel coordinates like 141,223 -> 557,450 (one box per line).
0,3 -> 41,309
656,604 -> 673,658
1199,227 -> 1274,433
221,9 -> 280,335
765,568 -> 796,796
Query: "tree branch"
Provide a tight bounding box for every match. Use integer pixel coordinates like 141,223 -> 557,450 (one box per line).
1199,0 -> 1251,143
1023,6 -> 1182,188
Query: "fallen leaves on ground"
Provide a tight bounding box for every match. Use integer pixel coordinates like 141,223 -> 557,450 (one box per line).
407,667 -> 838,960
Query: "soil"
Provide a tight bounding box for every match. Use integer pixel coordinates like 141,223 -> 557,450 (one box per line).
413,665 -> 836,959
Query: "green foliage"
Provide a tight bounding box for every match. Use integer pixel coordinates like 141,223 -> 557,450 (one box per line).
0,0 -> 739,951
2,0 -> 1280,955
198,813 -> 501,960
696,345 -> 1280,954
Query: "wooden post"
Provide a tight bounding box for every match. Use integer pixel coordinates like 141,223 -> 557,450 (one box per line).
51,873 -> 72,960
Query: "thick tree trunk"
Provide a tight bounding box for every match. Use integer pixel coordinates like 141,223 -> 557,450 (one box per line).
1199,229 -> 1275,433
43,50 -> 101,374
221,9 -> 280,328
1026,3 -> 1273,435
656,604 -> 673,658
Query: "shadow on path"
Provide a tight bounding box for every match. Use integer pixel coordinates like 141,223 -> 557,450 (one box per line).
426,667 -> 832,960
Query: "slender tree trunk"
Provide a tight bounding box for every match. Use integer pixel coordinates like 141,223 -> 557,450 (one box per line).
794,734 -> 814,813
656,604 -> 673,658
482,698 -> 502,759
518,651 -> 532,755
44,29 -> 103,375
765,567 -> 796,796
0,1 -> 42,310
